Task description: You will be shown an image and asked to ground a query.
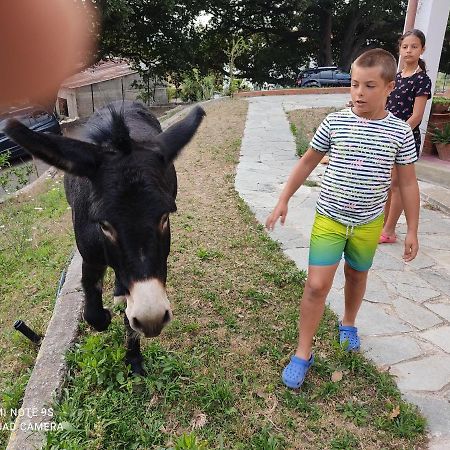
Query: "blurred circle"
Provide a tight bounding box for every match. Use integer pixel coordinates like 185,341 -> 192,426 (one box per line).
0,0 -> 97,111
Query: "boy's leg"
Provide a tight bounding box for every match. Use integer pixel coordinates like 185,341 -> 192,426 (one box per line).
343,214 -> 384,327
295,263 -> 340,360
294,213 -> 347,360
342,263 -> 369,326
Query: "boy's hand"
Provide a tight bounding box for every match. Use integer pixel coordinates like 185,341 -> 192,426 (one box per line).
266,201 -> 288,231
403,231 -> 419,262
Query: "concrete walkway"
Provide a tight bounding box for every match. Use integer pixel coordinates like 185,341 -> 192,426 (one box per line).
236,94 -> 450,449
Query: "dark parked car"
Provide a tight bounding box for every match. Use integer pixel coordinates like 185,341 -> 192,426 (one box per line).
296,67 -> 351,88
0,107 -> 61,161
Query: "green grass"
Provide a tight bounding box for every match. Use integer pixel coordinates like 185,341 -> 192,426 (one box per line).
289,118 -> 309,157
0,177 -> 73,447
42,100 -> 426,449
1,100 -> 426,449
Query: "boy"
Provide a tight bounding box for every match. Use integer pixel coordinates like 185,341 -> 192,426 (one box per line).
265,49 -> 420,389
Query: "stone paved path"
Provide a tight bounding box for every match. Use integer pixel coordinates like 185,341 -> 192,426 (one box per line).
235,94 -> 450,449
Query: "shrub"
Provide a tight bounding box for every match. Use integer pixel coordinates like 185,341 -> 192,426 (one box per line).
180,69 -> 216,102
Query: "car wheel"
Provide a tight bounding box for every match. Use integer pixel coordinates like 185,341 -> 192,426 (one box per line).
304,81 -> 320,88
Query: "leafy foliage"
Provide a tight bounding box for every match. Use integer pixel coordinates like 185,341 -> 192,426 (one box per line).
87,0 -> 445,86
180,69 -> 216,102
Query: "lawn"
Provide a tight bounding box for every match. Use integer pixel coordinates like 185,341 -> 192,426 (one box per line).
0,175 -> 74,448
40,99 -> 426,449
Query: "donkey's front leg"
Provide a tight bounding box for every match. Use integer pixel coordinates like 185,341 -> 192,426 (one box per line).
124,314 -> 146,376
113,275 -> 127,307
82,261 -> 111,331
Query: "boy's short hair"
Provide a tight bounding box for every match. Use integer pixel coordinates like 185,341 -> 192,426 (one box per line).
352,48 -> 397,83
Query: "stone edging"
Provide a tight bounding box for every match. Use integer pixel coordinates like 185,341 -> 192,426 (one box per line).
6,251 -> 83,450
234,87 -> 350,98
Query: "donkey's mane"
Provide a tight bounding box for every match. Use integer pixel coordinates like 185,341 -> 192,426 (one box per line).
85,102 -> 162,153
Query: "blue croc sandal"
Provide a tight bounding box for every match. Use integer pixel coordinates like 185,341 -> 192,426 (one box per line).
339,323 -> 360,351
282,354 -> 314,389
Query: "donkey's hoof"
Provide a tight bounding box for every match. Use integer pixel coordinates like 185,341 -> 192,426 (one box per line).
126,357 -> 146,377
84,308 -> 112,332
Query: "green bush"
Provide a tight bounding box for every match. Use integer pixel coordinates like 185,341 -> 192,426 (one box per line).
181,69 -> 216,102
432,96 -> 450,105
167,86 -> 177,102
431,123 -> 450,144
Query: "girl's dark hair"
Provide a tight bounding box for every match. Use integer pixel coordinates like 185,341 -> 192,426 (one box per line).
399,29 -> 427,72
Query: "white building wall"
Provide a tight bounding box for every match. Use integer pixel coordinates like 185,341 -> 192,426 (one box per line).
414,0 -> 450,146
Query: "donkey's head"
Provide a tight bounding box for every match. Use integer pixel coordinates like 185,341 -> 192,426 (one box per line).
4,105 -> 205,337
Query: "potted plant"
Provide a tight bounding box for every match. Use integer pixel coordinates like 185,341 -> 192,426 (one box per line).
431,96 -> 450,114
431,123 -> 450,161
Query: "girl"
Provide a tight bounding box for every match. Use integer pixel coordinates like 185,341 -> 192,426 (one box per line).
379,29 -> 432,244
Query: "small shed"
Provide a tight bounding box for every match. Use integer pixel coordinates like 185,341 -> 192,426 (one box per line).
56,60 -> 168,119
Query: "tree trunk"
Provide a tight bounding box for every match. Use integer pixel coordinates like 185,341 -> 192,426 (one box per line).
317,5 -> 333,66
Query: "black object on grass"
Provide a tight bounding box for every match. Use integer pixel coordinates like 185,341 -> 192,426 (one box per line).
13,320 -> 42,345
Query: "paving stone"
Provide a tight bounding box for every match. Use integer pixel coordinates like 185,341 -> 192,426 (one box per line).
333,265 -> 345,290
326,287 -> 344,317
285,247 -> 309,271
356,302 -> 413,335
425,301 -> 450,321
436,250 -> 450,273
374,243 -> 409,267
416,217 -> 450,234
372,250 -> 407,271
421,235 -> 450,251
404,250 -> 437,270
391,355 -> 450,391
376,269 -> 441,303
419,268 -> 450,296
419,326 -> 450,353
236,190 -> 277,209
377,269 -> 432,288
362,335 -> 423,366
403,392 -> 450,438
271,226 -> 310,249
363,273 -> 394,304
428,438 -> 450,450
393,297 -> 443,330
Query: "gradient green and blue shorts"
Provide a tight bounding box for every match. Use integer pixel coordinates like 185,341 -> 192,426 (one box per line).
309,213 -> 384,272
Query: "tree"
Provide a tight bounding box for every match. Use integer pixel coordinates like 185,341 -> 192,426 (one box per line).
91,0 -> 205,77
224,36 -> 248,94
332,0 -> 407,71
90,0 -> 419,86
438,18 -> 450,74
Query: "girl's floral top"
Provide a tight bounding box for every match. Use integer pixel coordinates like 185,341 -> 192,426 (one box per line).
386,71 -> 432,152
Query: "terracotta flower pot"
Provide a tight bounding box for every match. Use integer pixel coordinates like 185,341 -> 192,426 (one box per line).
435,142 -> 450,161
432,104 -> 449,114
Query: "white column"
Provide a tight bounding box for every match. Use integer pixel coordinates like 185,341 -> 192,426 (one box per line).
413,0 -> 450,149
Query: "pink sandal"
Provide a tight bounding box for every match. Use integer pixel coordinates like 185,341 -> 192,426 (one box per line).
379,233 -> 397,244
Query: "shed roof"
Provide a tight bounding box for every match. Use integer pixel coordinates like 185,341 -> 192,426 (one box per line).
60,60 -> 138,89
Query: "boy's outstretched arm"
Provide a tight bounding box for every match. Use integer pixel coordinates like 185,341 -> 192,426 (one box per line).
397,163 -> 420,261
266,148 -> 324,230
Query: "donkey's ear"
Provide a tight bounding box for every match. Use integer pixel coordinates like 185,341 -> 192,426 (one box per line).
155,106 -> 205,164
4,119 -> 101,178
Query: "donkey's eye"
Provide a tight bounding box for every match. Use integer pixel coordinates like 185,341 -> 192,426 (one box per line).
160,214 -> 169,231
99,221 -> 117,241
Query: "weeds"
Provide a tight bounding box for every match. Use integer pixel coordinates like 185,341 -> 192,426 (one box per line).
0,152 -> 39,194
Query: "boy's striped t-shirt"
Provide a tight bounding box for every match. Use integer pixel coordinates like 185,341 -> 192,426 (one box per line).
309,108 -> 417,226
